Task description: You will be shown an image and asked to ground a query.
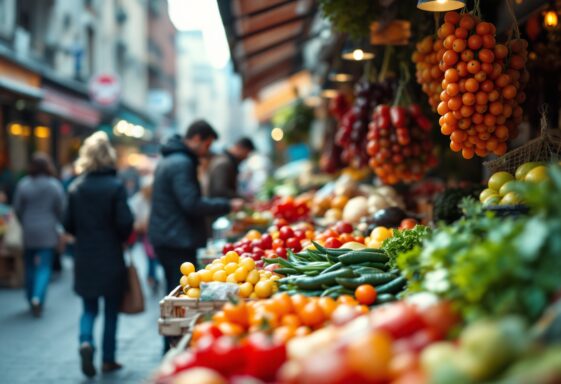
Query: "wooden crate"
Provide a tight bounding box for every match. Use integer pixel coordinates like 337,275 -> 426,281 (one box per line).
0,246 -> 23,288
158,286 -> 230,337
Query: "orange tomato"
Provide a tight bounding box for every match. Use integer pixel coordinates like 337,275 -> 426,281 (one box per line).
212,311 -> 227,323
345,331 -> 393,380
218,321 -> 244,337
318,297 -> 337,317
273,325 -> 296,344
294,326 -> 312,337
299,301 -> 326,327
281,313 -> 301,328
355,284 -> 378,306
337,295 -> 358,306
290,294 -> 309,313
272,293 -> 294,316
223,301 -> 249,326
338,233 -> 354,244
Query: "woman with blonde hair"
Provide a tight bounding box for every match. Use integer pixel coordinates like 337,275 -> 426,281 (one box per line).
64,131 -> 133,377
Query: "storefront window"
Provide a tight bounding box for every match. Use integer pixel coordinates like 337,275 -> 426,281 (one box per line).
7,123 -> 30,173
34,125 -> 51,154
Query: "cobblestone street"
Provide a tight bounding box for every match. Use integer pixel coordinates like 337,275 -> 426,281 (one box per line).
0,246 -> 165,384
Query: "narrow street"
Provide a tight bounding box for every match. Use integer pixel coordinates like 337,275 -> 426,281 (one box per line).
0,246 -> 165,384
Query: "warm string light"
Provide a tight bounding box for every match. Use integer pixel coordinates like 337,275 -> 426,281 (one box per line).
271,127 -> 284,142
544,9 -> 559,30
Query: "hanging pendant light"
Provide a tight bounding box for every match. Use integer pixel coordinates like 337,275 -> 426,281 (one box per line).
417,0 -> 466,12
543,6 -> 559,30
341,39 -> 375,61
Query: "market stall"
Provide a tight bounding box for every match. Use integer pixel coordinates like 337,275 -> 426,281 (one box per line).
153,1 -> 561,383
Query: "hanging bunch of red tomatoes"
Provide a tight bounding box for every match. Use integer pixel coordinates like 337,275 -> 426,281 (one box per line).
336,79 -> 395,168
367,103 -> 437,185
434,11 -> 528,159
413,35 -> 444,111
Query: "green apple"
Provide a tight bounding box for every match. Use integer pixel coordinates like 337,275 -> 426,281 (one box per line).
488,171 -> 514,191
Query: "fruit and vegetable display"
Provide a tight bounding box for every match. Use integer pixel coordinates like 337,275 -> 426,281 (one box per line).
267,242 -> 406,303
178,253 -> 280,300
417,11 -> 528,159
398,164 -> 561,322
479,161 -> 548,206
270,196 -> 311,224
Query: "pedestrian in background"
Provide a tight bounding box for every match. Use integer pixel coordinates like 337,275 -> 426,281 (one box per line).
207,137 -> 255,199
64,131 -> 133,377
13,153 -> 65,317
129,175 -> 159,293
148,120 -> 243,350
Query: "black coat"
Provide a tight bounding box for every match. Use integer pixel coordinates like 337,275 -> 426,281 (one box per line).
64,169 -> 133,299
148,135 -> 230,251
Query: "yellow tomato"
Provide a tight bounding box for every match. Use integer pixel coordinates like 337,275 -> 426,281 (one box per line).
212,262 -> 225,270
179,262 -> 195,275
223,251 -> 240,264
234,267 -> 249,282
263,271 -> 273,279
271,231 -> 280,240
213,270 -> 227,282
370,226 -> 392,242
226,273 -> 237,284
239,282 -> 253,298
245,229 -> 262,241
179,275 -> 188,287
198,269 -> 212,283
224,262 -> 238,275
239,257 -> 255,270
254,280 -> 274,298
246,269 -> 260,285
270,274 -> 280,281
249,292 -> 258,300
187,272 -> 200,288
186,288 -> 200,299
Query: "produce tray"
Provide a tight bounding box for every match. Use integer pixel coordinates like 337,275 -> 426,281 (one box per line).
158,286 -> 228,337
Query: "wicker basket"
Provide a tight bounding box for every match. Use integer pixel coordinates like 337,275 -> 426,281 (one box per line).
484,112 -> 561,175
158,286 -> 230,337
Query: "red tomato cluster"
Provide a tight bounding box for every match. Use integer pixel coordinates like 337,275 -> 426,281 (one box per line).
413,35 -> 444,111
315,221 -> 365,248
271,197 -> 310,223
367,104 -> 437,184
336,79 -> 395,168
434,12 -> 528,159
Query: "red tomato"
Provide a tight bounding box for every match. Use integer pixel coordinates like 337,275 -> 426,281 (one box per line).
293,229 -> 306,241
222,243 -> 234,254
419,301 -> 460,337
279,226 -> 295,240
273,218 -> 289,228
335,221 -> 354,234
324,237 -> 343,249
260,234 -> 273,250
275,247 -> 287,258
399,218 -> 418,230
272,238 -> 284,249
370,303 -> 426,339
285,237 -> 301,252
252,247 -> 264,259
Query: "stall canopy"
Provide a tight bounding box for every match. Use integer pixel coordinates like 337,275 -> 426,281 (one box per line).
218,0 -> 317,99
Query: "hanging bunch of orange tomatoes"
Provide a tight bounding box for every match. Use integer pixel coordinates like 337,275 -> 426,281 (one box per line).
413,35 -> 444,111
433,11 -> 528,159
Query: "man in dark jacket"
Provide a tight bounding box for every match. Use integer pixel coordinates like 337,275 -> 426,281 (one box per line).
148,120 -> 243,297
207,137 -> 255,198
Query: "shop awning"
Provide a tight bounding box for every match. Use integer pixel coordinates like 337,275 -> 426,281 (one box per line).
39,87 -> 101,128
218,0 -> 317,99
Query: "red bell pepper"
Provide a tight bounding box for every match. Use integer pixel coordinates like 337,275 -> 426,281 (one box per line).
243,332 -> 287,382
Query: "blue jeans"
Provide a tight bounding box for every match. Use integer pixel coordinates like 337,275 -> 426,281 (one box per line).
79,296 -> 120,363
23,248 -> 54,305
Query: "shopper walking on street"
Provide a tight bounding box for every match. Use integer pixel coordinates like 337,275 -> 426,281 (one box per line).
13,153 -> 65,317
64,131 -> 133,378
129,175 -> 159,293
148,120 -> 243,312
207,137 -> 255,199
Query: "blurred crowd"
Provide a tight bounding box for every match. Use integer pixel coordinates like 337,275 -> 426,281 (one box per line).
0,120 -> 260,378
